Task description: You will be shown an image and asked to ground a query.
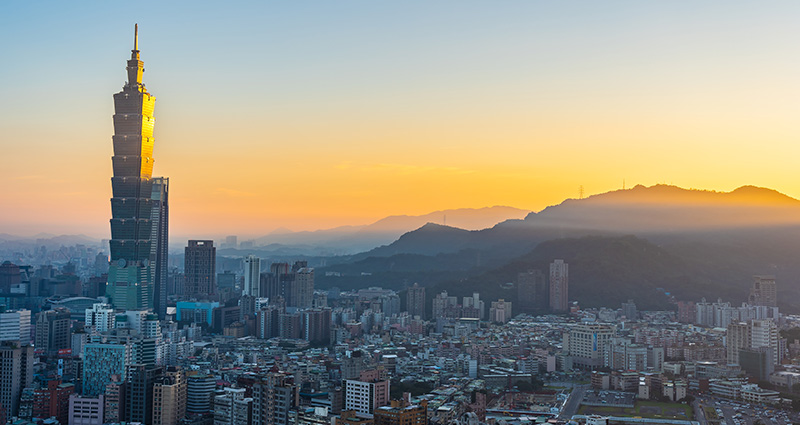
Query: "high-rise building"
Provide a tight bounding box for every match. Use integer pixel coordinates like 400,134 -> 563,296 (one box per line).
186,373 -> 216,415
0,342 -> 35,417
0,309 -> 31,343
549,259 -> 569,312
0,262 -> 21,294
106,25 -> 168,311
302,309 -> 332,345
750,319 -> 780,366
185,240 -> 216,297
750,275 -> 777,307
85,303 -> 116,332
34,308 -> 71,355
243,255 -> 261,297
406,283 -> 425,320
252,372 -> 297,425
291,266 -> 314,308
82,343 -> 131,396
517,270 -> 547,312
126,364 -> 163,423
152,366 -> 186,425
152,177 -> 169,318
345,370 -> 390,415
103,376 -> 126,424
489,299 -> 512,323
726,322 -> 750,365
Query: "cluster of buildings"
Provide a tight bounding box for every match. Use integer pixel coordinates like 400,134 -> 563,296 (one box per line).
6,25 -> 800,425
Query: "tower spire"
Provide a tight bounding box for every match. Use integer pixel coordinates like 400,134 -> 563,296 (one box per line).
126,24 -> 144,88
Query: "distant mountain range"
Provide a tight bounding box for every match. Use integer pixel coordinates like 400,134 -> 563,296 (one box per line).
353,185 -> 800,258
236,206 -> 530,255
317,185 -> 800,313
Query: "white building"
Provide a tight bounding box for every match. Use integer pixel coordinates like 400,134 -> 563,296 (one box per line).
85,303 -> 115,333
243,255 -> 261,297
565,323 -> 616,369
0,309 -> 31,342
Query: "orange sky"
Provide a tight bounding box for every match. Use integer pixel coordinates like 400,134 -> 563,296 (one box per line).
2,2 -> 800,239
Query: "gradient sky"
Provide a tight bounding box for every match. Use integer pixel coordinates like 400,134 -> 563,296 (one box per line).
2,1 -> 800,240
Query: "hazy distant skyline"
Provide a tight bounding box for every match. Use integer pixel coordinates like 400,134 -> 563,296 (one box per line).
3,1 -> 800,239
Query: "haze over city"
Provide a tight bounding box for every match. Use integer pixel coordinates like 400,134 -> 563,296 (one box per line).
3,1 -> 800,239
6,3 -> 800,425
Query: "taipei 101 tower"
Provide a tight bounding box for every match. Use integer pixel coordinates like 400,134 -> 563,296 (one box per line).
106,25 -> 169,317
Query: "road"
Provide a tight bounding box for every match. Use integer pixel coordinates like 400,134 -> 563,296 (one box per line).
559,384 -> 588,420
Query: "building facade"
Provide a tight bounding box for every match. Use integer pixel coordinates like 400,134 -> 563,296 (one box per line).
185,240 -> 216,297
549,259 -> 569,312
106,25 -> 167,311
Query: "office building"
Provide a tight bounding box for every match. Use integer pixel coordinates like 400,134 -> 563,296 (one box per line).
243,255 -> 261,297
0,309 -> 31,343
185,240 -> 216,297
549,259 -> 569,312
34,308 -> 71,355
106,25 -> 167,311
565,323 -> 616,369
406,283 -> 425,320
0,342 -> 35,417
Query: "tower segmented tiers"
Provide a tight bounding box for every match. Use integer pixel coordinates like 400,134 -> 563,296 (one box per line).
106,25 -> 169,312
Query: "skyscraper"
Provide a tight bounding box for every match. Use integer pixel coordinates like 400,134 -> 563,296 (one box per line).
549,259 -> 569,312
106,25 -> 168,311
243,255 -> 261,297
185,240 -> 216,298
152,177 -> 169,318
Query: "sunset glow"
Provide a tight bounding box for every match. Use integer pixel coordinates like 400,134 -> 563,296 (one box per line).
3,1 -> 800,239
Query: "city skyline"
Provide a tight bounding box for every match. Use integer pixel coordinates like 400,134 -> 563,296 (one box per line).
3,2 -> 800,239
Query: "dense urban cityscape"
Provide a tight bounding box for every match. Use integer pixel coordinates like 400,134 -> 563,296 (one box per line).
5,5 -> 800,425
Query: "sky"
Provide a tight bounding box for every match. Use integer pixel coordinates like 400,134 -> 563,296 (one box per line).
2,1 -> 800,240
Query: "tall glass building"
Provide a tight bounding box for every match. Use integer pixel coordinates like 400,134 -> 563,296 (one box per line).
106,25 -> 168,311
